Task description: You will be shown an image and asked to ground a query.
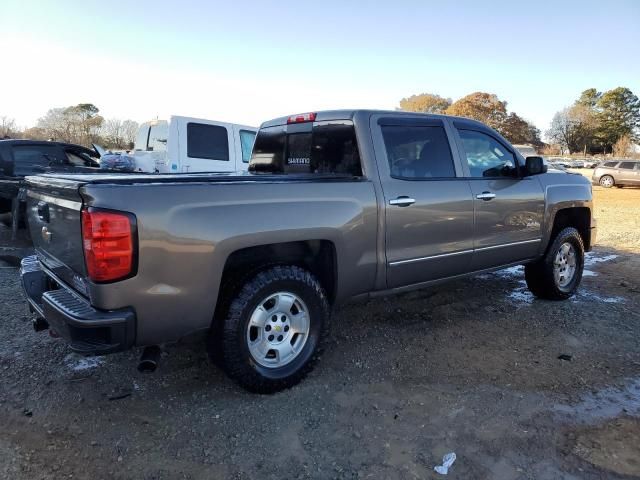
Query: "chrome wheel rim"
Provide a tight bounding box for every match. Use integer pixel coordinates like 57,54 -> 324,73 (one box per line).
246,292 -> 310,368
600,176 -> 613,187
553,242 -> 577,289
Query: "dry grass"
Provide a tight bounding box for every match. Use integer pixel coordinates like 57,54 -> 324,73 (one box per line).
570,168 -> 640,252
592,185 -> 640,252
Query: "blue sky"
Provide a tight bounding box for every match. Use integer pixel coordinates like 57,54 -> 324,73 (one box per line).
1,0 -> 639,137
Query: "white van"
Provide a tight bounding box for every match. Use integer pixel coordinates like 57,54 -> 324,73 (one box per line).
132,116 -> 257,173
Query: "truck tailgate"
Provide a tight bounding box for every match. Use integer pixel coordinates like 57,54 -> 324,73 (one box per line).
26,176 -> 90,296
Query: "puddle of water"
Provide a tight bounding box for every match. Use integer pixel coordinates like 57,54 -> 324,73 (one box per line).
64,353 -> 105,371
555,377 -> 640,422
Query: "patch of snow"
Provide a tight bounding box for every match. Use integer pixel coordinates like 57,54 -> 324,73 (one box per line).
508,288 -> 535,305
582,269 -> 598,277
573,292 -> 624,304
64,353 -> 105,371
495,266 -> 524,278
584,252 -> 619,267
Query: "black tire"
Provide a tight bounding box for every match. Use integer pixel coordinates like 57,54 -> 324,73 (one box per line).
212,265 -> 330,393
525,227 -> 584,300
599,175 -> 614,188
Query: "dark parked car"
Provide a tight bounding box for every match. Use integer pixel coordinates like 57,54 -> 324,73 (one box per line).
0,140 -> 101,235
592,160 -> 640,188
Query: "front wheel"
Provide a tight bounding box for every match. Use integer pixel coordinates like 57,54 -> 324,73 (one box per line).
525,227 -> 585,300
213,266 -> 330,393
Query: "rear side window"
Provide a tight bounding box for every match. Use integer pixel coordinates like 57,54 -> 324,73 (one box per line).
250,121 -> 362,176
12,145 -> 65,176
619,161 -> 635,169
381,126 -> 455,179
134,125 -> 150,151
239,130 -> 256,163
458,130 -> 517,178
65,148 -> 99,167
187,123 -> 229,161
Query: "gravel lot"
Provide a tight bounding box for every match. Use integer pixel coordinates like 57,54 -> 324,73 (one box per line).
1,186 -> 639,480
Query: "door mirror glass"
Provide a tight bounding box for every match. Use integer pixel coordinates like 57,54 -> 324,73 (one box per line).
525,156 -> 547,176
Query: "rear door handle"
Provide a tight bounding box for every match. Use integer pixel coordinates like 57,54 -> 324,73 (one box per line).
476,192 -> 496,201
389,196 -> 416,207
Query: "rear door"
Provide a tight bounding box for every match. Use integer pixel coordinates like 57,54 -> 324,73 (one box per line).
617,161 -> 638,185
452,123 -> 545,270
177,120 -> 236,173
372,115 -> 474,288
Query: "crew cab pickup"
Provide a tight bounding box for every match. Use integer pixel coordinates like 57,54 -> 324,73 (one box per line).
130,116 -> 257,173
20,110 -> 596,393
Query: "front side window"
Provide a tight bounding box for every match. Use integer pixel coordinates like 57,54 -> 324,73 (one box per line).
147,122 -> 168,152
459,130 -> 517,178
12,145 -> 65,176
604,161 -> 618,167
381,125 -> 455,179
619,161 -> 635,169
239,130 -> 256,163
187,123 -> 229,161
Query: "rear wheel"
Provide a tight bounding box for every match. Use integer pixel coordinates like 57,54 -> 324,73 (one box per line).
525,227 -> 584,300
212,265 -> 330,393
599,175 -> 614,188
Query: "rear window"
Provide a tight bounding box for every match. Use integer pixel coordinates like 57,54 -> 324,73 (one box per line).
250,121 -> 362,176
187,123 -> 229,161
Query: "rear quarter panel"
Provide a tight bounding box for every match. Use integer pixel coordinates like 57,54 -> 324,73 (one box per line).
81,180 -> 378,345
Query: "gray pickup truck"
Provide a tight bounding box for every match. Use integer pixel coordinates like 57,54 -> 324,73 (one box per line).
20,110 -> 596,393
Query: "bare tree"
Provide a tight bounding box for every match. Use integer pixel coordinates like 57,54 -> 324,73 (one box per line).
546,105 -> 597,154
613,134 -> 633,158
101,118 -> 139,149
0,116 -> 19,138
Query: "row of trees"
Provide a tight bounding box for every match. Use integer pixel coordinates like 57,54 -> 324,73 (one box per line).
546,87 -> 640,156
399,92 -> 544,148
1,104 -> 138,150
398,87 -> 640,156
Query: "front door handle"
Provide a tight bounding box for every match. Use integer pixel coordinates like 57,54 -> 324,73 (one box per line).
476,192 -> 496,201
389,196 -> 416,207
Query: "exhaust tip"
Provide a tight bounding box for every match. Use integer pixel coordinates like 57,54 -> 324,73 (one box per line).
137,345 -> 161,373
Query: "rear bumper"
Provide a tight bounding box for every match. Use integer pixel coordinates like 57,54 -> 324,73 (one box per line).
20,255 -> 135,354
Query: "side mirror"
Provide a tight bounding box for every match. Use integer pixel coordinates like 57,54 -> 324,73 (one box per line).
525,156 -> 547,176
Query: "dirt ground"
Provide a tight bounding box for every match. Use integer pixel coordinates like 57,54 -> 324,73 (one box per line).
1,185 -> 639,480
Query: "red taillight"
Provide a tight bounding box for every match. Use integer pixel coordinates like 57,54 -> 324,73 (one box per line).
81,208 -> 135,282
287,112 -> 317,124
